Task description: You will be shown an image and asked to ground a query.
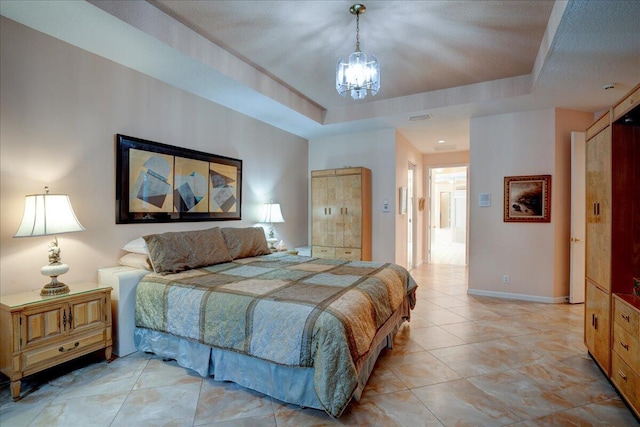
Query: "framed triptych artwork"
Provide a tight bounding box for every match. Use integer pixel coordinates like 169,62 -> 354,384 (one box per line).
116,134 -> 242,223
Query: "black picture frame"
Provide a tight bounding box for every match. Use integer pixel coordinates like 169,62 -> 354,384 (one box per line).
116,134 -> 242,223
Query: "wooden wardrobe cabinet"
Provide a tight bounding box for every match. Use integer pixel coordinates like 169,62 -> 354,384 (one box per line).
584,82 -> 640,418
311,167 -> 372,261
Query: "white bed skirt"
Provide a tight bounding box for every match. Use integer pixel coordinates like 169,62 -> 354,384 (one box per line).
134,296 -> 410,412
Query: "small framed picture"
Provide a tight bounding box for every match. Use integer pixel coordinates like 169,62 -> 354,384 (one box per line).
504,175 -> 551,222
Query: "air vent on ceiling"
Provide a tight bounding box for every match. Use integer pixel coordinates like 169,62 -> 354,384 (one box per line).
434,144 -> 456,151
409,114 -> 432,121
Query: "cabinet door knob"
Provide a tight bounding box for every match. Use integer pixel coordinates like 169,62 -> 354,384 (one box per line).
621,313 -> 630,322
620,341 -> 629,350
618,370 -> 628,382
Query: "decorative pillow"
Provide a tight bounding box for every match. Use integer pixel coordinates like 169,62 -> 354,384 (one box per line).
117,253 -> 153,270
221,227 -> 271,260
143,227 -> 232,274
122,237 -> 149,255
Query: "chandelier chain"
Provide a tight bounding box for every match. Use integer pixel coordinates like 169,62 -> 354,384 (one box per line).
355,11 -> 360,51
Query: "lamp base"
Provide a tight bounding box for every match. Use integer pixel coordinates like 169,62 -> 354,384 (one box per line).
40,262 -> 70,296
40,280 -> 70,296
266,237 -> 278,252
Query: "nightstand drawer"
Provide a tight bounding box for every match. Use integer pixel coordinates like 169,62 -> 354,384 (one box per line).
22,330 -> 106,372
614,296 -> 639,335
612,352 -> 640,409
613,322 -> 640,373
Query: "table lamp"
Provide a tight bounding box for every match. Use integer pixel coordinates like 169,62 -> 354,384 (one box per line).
260,203 -> 284,251
13,187 -> 85,296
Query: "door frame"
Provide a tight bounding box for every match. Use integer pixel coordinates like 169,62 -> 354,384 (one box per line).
407,162 -> 417,269
570,131 -> 586,303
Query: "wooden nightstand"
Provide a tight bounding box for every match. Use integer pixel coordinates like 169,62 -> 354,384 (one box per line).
0,283 -> 112,400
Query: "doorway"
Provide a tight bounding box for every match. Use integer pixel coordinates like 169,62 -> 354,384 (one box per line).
428,166 -> 468,265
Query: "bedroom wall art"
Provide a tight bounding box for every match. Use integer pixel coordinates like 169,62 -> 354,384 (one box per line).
116,134 -> 242,223
503,174 -> 551,222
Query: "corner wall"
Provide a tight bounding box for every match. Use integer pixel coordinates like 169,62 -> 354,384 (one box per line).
469,108 -> 592,302
0,17 -> 308,296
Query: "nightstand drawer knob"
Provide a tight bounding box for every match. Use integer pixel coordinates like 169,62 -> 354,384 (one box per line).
59,342 -> 80,352
621,313 -> 630,322
620,341 -> 629,350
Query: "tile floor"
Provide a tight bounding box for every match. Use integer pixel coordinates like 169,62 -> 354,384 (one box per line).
1,263 -> 638,426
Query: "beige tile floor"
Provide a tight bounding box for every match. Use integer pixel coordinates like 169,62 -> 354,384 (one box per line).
1,263 -> 638,426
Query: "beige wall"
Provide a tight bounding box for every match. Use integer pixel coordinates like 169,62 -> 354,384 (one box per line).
308,129 -> 397,263
0,18 -> 309,296
395,131 -> 425,268
469,107 -> 593,302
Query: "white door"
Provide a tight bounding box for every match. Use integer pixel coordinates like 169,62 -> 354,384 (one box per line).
570,131 -> 586,304
407,163 -> 415,269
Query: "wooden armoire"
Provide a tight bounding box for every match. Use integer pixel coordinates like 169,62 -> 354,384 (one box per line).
584,82 -> 640,418
311,167 -> 372,261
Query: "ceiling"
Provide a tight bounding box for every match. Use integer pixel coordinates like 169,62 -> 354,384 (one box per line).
2,0 -> 639,153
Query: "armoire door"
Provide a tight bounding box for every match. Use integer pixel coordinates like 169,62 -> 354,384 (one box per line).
311,176 -> 329,247
341,173 -> 362,248
585,127 -> 612,292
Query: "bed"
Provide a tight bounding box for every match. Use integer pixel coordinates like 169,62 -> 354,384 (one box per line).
123,226 -> 417,418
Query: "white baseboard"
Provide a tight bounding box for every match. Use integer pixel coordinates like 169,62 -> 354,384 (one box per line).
467,288 -> 569,304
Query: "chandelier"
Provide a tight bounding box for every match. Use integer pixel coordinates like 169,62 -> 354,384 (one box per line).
336,4 -> 380,100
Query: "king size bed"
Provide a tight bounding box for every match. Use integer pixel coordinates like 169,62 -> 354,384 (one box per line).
122,226 -> 417,418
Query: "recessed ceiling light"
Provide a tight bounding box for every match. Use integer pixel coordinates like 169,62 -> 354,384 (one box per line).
438,140 -> 445,144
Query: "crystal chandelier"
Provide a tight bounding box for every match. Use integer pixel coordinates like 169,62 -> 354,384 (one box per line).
336,4 -> 380,100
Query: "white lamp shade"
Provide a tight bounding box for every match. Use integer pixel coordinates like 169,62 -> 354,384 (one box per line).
14,193 -> 85,237
260,203 -> 285,224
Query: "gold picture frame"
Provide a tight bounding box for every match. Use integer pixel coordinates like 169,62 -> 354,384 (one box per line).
503,175 -> 551,223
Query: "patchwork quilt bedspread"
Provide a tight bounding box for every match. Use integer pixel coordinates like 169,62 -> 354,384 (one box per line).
135,253 -> 417,417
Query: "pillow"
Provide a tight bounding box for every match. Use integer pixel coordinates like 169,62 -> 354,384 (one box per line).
122,237 -> 149,255
221,227 -> 271,260
117,253 -> 152,270
143,227 -> 232,274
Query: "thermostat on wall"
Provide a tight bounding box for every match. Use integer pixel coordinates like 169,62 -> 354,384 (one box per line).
479,193 -> 491,207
